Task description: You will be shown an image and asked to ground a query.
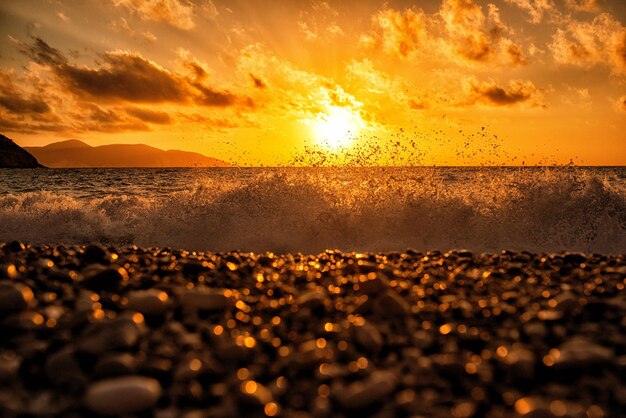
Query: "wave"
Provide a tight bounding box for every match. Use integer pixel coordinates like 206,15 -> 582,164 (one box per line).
1,167 -> 625,253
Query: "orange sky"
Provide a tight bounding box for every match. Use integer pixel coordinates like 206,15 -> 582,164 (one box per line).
0,0 -> 625,165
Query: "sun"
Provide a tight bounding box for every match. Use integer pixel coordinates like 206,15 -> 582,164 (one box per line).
311,106 -> 362,150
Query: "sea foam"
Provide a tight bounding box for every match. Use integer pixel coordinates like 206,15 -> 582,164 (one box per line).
1,167 -> 624,253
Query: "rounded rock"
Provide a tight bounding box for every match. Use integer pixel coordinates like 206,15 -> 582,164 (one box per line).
182,288 -> 232,311
84,376 -> 162,415
127,289 -> 169,315
0,282 -> 34,311
339,370 -> 398,409
4,241 -> 25,253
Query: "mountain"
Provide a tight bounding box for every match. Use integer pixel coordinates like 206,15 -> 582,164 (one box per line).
25,140 -> 230,168
0,134 -> 44,168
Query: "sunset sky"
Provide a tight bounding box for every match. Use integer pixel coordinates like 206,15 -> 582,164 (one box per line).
0,0 -> 625,165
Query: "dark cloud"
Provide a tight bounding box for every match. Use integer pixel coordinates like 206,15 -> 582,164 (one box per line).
0,95 -> 50,114
0,70 -> 51,115
190,82 -> 236,106
20,37 -> 241,107
20,37 -> 67,66
126,107 -> 174,124
76,103 -> 151,133
250,74 -> 267,89
59,52 -> 188,103
468,79 -> 543,106
409,99 -> 427,110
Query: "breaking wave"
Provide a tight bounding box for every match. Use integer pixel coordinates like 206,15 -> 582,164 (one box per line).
0,167 -> 625,253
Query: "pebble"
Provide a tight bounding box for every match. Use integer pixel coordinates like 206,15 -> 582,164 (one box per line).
84,376 -> 162,415
94,353 -> 137,378
4,241 -> 25,252
555,338 -> 614,370
182,288 -> 232,311
0,354 -> 20,382
358,275 -> 388,295
82,266 -> 128,291
78,318 -> 141,354
127,289 -> 170,315
45,347 -> 85,386
339,370 -> 398,409
0,245 -> 624,417
373,290 -> 410,317
354,321 -> 384,352
0,282 -> 34,311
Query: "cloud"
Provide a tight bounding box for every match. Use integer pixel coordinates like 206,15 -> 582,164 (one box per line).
20,37 -> 67,66
112,0 -> 197,30
60,51 -> 190,102
109,17 -> 158,43
361,1 -> 526,67
57,12 -> 70,22
126,107 -> 173,124
466,78 -> 544,106
0,71 -> 51,115
250,74 -> 266,89
440,0 -> 527,66
550,13 -> 626,75
298,1 -> 344,41
20,37 -> 240,107
504,0 -> 555,24
565,0 -> 598,13
617,95 -> 626,114
77,103 -> 151,132
1,36 -> 251,135
361,8 -> 427,59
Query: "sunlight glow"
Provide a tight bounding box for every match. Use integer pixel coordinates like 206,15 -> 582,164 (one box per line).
311,106 -> 362,150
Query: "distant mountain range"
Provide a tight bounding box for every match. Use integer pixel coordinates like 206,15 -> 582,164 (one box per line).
24,139 -> 229,168
0,134 -> 44,168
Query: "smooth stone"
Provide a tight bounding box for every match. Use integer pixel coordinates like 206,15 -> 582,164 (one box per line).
240,380 -> 273,406
554,291 -> 578,312
412,330 -> 435,349
0,355 -> 20,382
555,338 -> 614,370
501,347 -> 535,379
354,321 -> 384,352
127,289 -> 169,315
523,321 -> 547,339
78,318 -> 141,354
373,290 -> 410,317
182,288 -> 232,311
0,282 -> 34,311
0,264 -> 18,280
4,241 -> 25,253
94,353 -> 137,378
296,290 -> 328,309
339,370 -> 398,409
358,275 -> 388,295
84,376 -> 162,415
45,347 -> 85,386
83,245 -> 108,264
83,266 -> 128,291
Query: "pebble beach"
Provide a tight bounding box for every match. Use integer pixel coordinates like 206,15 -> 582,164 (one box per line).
1,241 -> 625,417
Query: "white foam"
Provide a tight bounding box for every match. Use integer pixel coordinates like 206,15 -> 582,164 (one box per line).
1,167 -> 624,253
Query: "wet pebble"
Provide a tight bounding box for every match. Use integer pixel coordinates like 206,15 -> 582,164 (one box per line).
84,375 -> 162,415
0,282 -> 34,311
339,370 -> 398,409
127,289 -> 170,315
182,288 -> 232,311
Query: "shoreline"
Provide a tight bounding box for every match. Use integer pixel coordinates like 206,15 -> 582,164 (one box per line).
1,242 -> 624,417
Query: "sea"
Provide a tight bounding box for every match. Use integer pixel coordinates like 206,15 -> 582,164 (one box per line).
0,166 -> 625,254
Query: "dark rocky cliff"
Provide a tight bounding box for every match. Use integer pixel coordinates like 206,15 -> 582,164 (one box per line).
0,134 -> 44,168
